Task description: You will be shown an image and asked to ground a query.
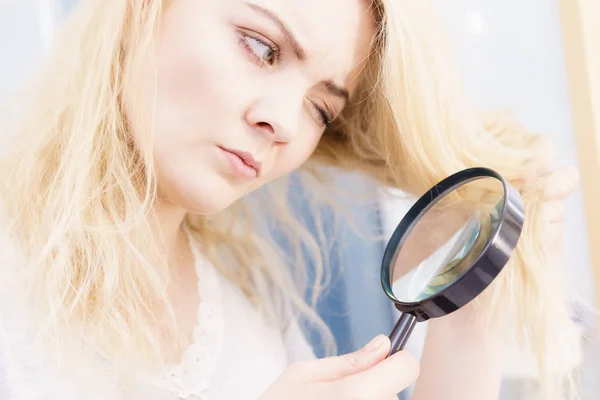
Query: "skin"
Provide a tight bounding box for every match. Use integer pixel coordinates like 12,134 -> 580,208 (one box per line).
140,0 -> 372,217
134,0 -> 373,364
127,0 -> 580,397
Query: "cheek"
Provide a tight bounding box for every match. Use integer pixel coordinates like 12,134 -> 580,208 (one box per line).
152,30 -> 222,144
150,1 -> 250,151
265,131 -> 323,180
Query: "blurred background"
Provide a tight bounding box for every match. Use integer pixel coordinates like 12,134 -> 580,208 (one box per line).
1,1 -> 599,399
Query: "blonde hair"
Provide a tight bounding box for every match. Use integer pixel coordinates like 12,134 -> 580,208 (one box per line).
0,0 -> 579,397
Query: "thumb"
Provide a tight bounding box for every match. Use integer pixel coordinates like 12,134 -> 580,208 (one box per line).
299,335 -> 390,381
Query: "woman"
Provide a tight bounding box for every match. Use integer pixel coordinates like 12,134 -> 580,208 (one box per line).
0,0 -> 580,399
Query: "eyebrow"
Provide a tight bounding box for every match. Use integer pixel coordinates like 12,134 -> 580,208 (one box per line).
244,1 -> 350,104
244,2 -> 307,60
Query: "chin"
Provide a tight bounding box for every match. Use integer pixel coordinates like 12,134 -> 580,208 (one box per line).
170,181 -> 243,216
157,162 -> 251,215
186,197 -> 237,215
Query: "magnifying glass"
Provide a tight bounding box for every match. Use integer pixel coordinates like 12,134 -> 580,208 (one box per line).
381,167 -> 524,356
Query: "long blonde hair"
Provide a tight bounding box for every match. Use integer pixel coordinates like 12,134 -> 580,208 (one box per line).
0,0 -> 579,397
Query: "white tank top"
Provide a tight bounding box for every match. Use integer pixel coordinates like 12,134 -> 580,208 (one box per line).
0,229 -> 315,400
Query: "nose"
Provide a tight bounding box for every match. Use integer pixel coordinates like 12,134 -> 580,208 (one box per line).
244,90 -> 302,144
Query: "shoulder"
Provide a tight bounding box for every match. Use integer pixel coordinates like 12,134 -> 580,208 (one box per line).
282,315 -> 316,363
273,293 -> 316,363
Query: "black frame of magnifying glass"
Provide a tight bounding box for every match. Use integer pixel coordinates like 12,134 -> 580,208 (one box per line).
380,167 -> 524,322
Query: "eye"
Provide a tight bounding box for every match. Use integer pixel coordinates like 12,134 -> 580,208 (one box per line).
238,32 -> 279,66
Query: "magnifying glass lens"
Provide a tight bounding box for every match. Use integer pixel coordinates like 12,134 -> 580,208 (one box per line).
389,177 -> 505,303
381,169 -> 524,356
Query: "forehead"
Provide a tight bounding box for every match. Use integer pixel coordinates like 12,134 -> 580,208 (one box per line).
244,0 -> 376,91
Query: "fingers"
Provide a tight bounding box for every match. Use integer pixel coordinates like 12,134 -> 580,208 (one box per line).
539,164 -> 577,251
543,166 -> 579,200
541,201 -> 565,223
295,335 -> 391,381
548,223 -> 565,249
333,349 -> 420,399
283,337 -> 418,399
541,199 -> 567,252
531,135 -> 557,176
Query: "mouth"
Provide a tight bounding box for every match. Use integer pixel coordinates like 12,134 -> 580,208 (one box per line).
218,146 -> 262,178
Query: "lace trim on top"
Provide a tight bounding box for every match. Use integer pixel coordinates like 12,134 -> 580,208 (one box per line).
150,232 -> 225,399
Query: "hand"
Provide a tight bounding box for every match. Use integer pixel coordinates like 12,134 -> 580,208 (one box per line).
258,335 -> 420,400
532,136 -> 580,248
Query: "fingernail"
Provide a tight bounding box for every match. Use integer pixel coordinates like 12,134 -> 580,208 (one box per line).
364,335 -> 386,352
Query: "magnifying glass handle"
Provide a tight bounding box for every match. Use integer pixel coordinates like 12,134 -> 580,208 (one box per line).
388,313 -> 417,357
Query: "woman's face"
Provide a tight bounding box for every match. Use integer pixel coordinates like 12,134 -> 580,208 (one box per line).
139,0 -> 374,214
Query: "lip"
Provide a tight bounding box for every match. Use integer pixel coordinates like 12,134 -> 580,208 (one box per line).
218,146 -> 262,178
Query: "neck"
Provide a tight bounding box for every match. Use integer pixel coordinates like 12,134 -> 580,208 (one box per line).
152,201 -> 189,265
